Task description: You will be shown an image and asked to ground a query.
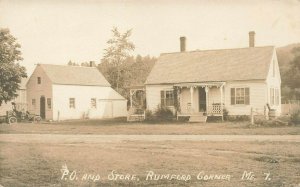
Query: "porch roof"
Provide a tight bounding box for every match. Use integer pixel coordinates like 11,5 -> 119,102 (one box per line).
174,82 -> 225,88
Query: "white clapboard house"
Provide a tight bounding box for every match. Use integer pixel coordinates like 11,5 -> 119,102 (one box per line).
0,78 -> 27,116
145,32 -> 281,122
26,64 -> 127,120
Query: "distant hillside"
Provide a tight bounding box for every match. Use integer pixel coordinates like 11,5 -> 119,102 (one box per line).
277,43 -> 300,75
276,43 -> 300,100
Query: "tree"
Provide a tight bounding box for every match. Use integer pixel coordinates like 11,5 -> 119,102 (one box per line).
0,28 -> 27,106
285,47 -> 300,99
102,27 -> 135,93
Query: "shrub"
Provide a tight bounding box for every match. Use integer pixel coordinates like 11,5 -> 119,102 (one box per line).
226,115 -> 250,122
247,117 -> 289,128
154,107 -> 174,121
290,110 -> 300,125
145,110 -> 155,121
223,108 -> 229,120
145,107 -> 174,122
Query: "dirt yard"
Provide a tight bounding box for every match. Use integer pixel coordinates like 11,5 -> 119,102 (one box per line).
1,119 -> 300,135
1,140 -> 300,187
1,119 -> 300,186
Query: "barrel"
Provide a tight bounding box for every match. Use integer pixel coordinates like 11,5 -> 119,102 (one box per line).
269,109 -> 276,120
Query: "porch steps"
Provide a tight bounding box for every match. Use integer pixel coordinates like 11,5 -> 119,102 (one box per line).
127,114 -> 145,122
189,115 -> 207,123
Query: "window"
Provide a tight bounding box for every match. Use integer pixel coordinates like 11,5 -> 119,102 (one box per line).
32,99 -> 36,108
230,88 -> 250,105
91,98 -> 97,108
37,77 -> 41,84
270,88 -> 274,105
270,88 -> 280,106
47,98 -> 51,109
69,98 -> 75,108
160,90 -> 174,107
275,89 -> 279,105
272,61 -> 276,77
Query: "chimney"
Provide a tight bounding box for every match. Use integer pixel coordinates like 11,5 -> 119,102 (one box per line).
180,36 -> 186,52
89,61 -> 94,67
249,31 -> 255,47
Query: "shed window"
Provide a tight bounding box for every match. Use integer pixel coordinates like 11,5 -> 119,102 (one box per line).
37,77 -> 41,84
91,98 -> 97,108
47,98 -> 51,109
69,98 -> 75,108
32,99 -> 36,108
160,90 -> 174,107
231,88 -> 250,105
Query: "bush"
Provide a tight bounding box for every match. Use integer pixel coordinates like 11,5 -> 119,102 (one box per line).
145,110 -> 155,121
290,110 -> 300,125
223,108 -> 229,120
145,107 -> 174,122
251,118 -> 288,127
226,115 -> 250,122
154,107 -> 174,121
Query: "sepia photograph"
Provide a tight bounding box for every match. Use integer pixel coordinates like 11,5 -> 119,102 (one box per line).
0,0 -> 300,186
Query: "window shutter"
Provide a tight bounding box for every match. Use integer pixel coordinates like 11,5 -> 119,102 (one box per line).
160,90 -> 165,107
231,88 -> 235,105
173,89 -> 178,108
245,88 -> 250,105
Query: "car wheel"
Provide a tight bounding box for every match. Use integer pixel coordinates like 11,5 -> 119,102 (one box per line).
34,116 -> 42,123
8,117 -> 17,124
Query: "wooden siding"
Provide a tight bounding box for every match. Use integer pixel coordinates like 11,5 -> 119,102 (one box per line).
145,85 -> 174,112
26,65 -> 53,120
52,85 -> 127,120
224,81 -> 267,115
266,50 -> 281,115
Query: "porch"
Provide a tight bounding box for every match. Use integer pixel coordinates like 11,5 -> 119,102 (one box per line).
174,82 -> 225,122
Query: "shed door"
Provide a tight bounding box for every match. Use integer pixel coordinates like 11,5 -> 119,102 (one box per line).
100,101 -> 113,118
40,96 -> 46,119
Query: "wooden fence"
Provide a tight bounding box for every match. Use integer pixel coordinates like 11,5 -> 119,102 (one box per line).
281,100 -> 300,115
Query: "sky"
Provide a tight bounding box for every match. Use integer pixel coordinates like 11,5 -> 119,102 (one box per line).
1,0 -> 300,75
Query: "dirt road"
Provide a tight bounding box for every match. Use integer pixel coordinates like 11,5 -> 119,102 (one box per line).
1,134 -> 300,143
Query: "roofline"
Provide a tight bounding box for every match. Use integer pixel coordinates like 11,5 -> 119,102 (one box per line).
98,98 -> 127,101
145,79 -> 266,85
52,83 -> 111,87
38,63 -> 97,69
159,45 -> 275,56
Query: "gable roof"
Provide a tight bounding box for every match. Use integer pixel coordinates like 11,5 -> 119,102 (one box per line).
145,46 -> 275,85
39,64 -> 110,86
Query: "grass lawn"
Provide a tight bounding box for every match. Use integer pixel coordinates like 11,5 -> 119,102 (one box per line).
1,119 -> 300,186
1,140 -> 300,187
0,118 -> 300,135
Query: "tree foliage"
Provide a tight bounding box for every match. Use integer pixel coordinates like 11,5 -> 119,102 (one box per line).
0,28 -> 27,106
101,27 -> 135,94
283,47 -> 300,99
98,55 -> 156,99
277,44 -> 300,100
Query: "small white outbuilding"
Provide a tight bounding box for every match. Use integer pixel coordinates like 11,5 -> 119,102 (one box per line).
26,64 -> 127,121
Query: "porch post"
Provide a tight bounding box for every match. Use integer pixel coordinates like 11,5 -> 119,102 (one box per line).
130,90 -> 133,108
190,86 -> 194,113
220,85 -> 224,121
205,86 -> 209,114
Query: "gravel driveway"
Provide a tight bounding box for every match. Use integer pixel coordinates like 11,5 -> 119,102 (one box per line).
1,134 -> 300,143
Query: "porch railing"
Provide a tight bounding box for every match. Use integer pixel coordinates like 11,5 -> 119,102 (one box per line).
207,103 -> 224,116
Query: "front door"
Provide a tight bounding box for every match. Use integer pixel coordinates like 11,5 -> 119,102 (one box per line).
40,96 -> 46,119
198,87 -> 206,112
